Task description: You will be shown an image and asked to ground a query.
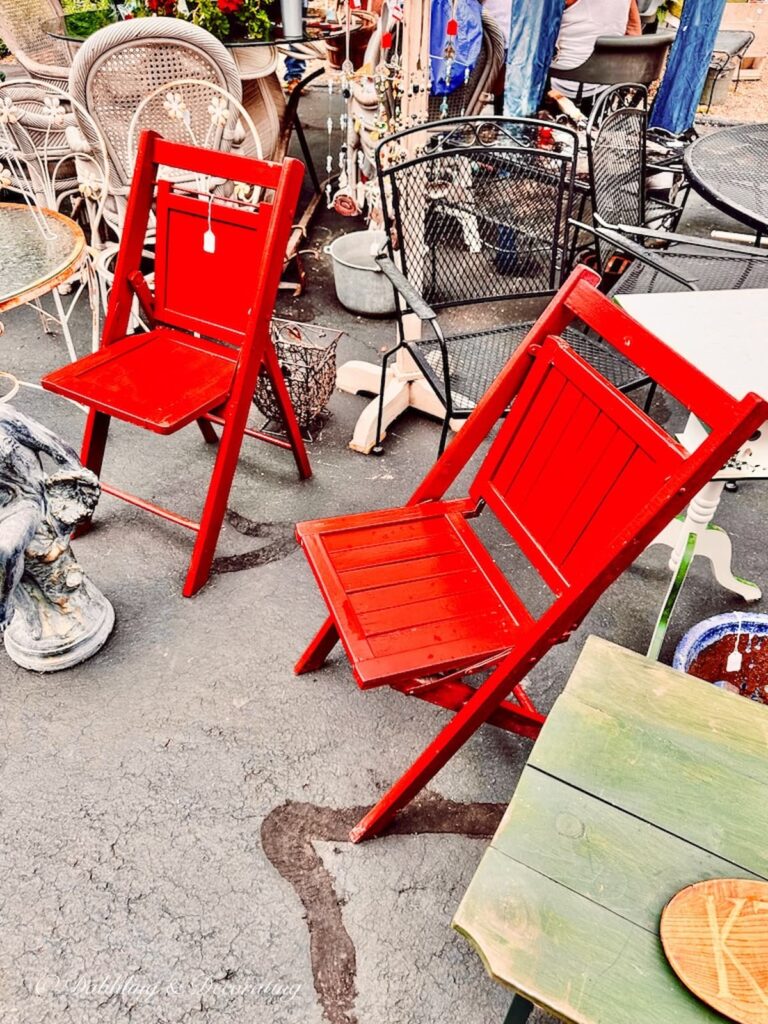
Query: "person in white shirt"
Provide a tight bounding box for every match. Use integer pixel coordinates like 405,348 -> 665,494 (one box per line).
551,0 -> 642,98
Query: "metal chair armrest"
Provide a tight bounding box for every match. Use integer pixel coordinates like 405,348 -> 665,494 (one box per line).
376,254 -> 438,321
600,217 -> 768,258
571,219 -> 698,291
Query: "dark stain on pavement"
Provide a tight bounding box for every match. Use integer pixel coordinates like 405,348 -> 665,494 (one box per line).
211,510 -> 297,574
261,794 -> 505,1024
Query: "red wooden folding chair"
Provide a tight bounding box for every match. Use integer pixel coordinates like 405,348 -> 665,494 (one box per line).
295,265 -> 768,842
43,131 -> 311,597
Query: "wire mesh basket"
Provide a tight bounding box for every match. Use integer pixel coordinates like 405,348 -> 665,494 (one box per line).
254,319 -> 342,432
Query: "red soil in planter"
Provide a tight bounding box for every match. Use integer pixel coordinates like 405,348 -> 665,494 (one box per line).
688,632 -> 768,704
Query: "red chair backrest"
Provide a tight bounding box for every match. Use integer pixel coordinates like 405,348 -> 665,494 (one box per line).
153,180 -> 274,346
102,131 -> 304,355
470,333 -> 684,593
413,266 -> 767,623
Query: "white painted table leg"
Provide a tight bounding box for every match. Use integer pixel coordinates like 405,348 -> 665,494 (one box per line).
666,480 -> 724,572
692,523 -> 761,601
348,375 -> 412,454
337,338 -> 465,455
651,479 -> 761,601
336,359 -> 387,398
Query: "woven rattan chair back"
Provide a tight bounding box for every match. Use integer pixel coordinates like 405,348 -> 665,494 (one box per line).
69,19 -> 242,198
127,79 -> 262,176
587,83 -> 649,229
376,117 -> 578,311
0,0 -> 72,84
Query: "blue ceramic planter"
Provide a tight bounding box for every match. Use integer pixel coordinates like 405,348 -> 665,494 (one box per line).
673,612 -> 768,677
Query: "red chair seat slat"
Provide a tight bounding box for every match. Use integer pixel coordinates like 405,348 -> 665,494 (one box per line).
348,570 -> 490,615
44,328 -> 236,434
299,500 -> 532,690
338,550 -> 478,593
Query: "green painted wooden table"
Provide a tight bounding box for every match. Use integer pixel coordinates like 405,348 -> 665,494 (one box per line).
453,635 -> 768,1024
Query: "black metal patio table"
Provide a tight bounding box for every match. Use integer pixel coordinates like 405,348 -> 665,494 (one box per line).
684,122 -> 768,237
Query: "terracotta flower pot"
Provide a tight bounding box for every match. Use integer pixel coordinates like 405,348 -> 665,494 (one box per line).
312,10 -> 377,70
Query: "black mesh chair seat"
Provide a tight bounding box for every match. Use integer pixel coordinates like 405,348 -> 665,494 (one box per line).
415,322 -> 644,414
614,243 -> 768,295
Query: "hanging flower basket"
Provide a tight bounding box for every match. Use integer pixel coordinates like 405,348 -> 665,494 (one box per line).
254,319 -> 342,431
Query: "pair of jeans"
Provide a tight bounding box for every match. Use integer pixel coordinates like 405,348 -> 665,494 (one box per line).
284,55 -> 306,82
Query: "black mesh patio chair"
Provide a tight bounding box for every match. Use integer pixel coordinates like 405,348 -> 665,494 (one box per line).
586,83 -> 687,239
550,32 -> 674,104
373,117 -> 652,454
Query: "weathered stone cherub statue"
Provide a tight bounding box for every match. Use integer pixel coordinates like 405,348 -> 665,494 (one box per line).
0,404 -> 114,671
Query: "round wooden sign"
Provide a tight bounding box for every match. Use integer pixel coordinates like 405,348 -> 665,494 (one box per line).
661,879 -> 768,1024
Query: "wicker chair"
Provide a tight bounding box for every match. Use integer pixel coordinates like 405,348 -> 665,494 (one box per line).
0,0 -> 72,85
68,18 -> 247,229
0,79 -> 109,357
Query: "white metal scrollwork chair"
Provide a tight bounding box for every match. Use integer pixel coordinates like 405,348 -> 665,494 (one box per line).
0,0 -> 73,86
0,79 -> 109,358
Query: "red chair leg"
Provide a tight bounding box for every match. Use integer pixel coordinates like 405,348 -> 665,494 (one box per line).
197,418 -> 219,444
183,418 -> 250,598
349,661 -> 529,843
75,410 -> 112,538
80,409 -> 111,477
261,343 -> 312,481
294,615 -> 339,674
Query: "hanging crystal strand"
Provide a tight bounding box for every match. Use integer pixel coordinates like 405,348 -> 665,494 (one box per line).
440,5 -> 459,120
460,64 -> 470,116
391,18 -> 402,132
325,75 -> 335,206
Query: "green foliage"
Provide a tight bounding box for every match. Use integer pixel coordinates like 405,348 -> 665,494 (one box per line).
130,0 -> 272,41
237,0 -> 271,40
191,0 -> 231,38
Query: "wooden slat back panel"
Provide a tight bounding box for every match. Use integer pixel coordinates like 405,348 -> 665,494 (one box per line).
564,279 -> 741,430
470,335 -> 684,593
153,180 -> 273,347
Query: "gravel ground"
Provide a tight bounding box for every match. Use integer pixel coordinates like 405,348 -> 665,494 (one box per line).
708,57 -> 768,122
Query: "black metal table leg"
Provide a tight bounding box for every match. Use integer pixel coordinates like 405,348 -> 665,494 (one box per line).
503,994 -> 535,1024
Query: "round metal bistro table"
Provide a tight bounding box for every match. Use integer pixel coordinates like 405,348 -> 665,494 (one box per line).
0,203 -> 86,325
684,122 -> 768,237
